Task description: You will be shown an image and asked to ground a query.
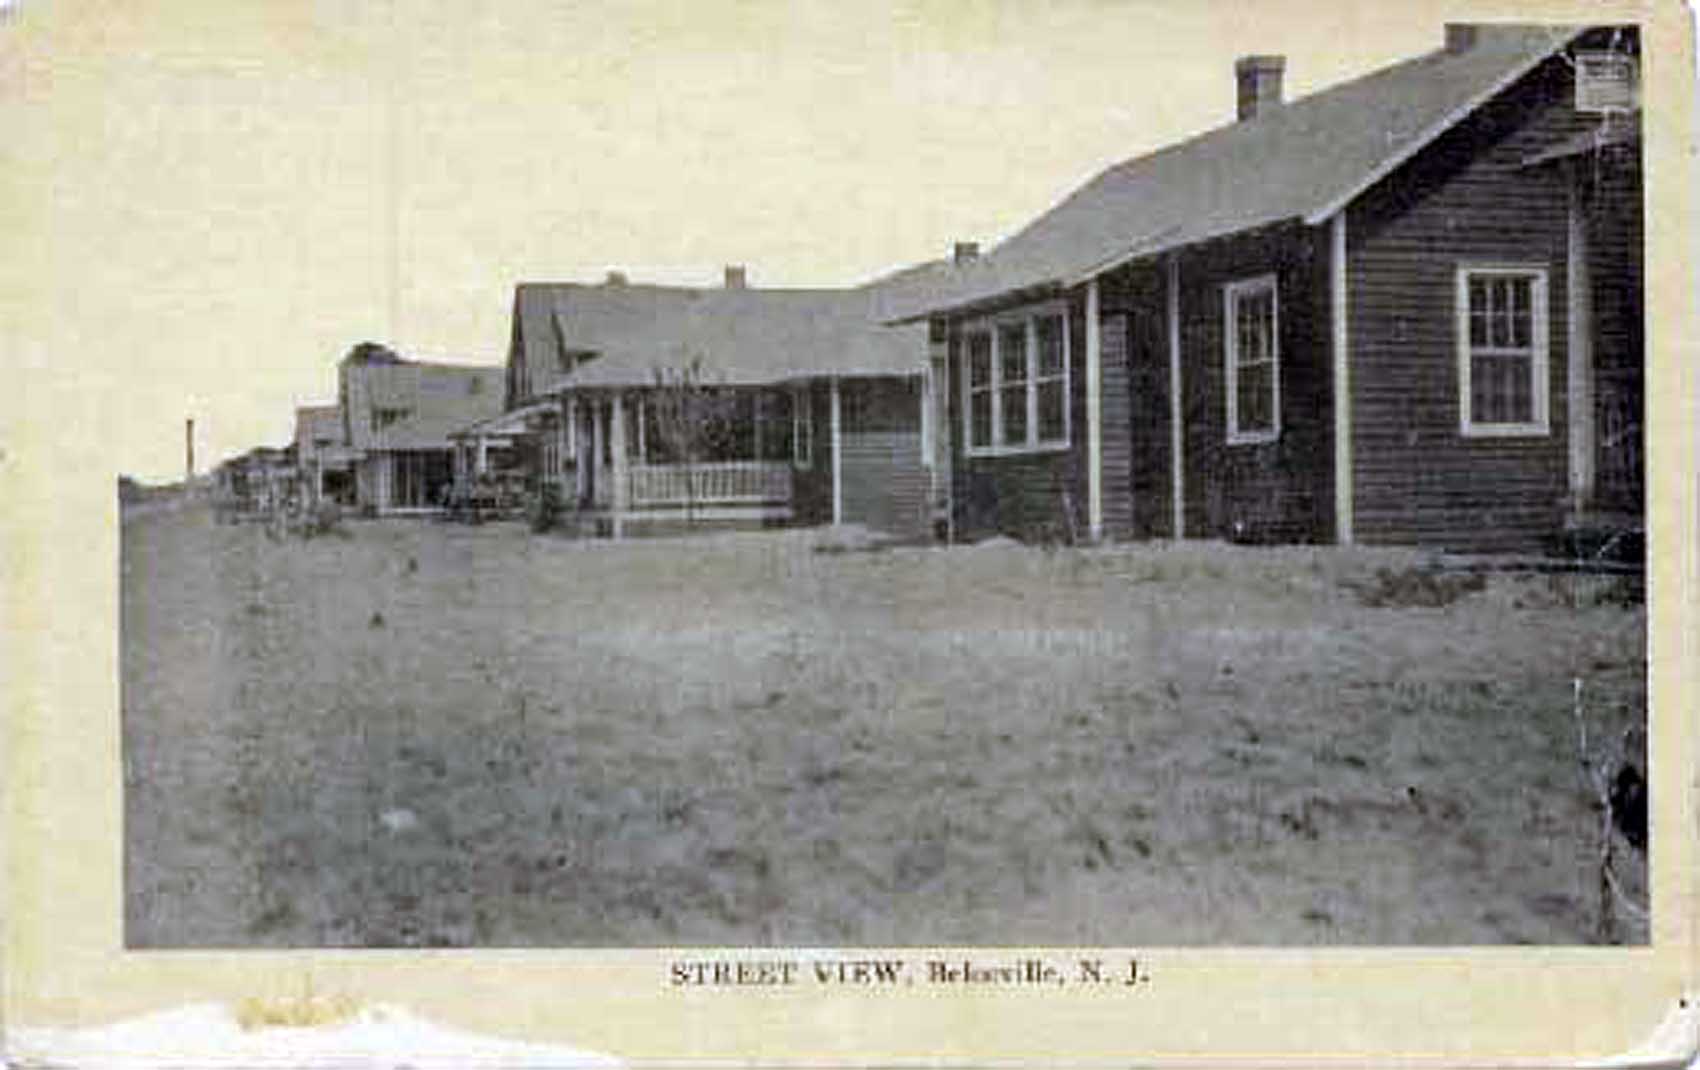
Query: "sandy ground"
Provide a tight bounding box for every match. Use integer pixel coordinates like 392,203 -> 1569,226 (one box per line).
122,501 -> 1648,947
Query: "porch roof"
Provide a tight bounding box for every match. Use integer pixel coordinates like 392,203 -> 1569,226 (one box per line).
886,24 -> 1580,322
449,400 -> 554,440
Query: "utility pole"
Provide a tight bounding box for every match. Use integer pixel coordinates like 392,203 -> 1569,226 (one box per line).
185,417 -> 195,484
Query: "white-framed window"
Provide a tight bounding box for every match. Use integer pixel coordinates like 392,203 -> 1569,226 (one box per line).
792,385 -> 813,468
1223,274 -> 1280,445
961,305 -> 1071,456
1456,264 -> 1550,437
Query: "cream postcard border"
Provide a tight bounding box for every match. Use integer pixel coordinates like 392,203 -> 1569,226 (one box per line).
3,0 -> 1696,1064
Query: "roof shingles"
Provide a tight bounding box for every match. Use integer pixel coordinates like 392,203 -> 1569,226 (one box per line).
886,25 -> 1578,321
510,260 -> 953,394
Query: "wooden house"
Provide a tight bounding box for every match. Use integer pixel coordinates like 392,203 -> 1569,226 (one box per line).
292,404 -> 359,507
212,445 -> 297,519
337,342 -> 505,513
497,264 -> 950,537
891,23 -> 1643,553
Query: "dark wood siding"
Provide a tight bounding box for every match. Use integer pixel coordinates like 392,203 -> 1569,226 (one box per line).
1098,312 -> 1136,540
840,377 -> 928,537
1584,144 -> 1643,514
790,381 -> 833,526
1348,57 -> 1594,551
1173,224 -> 1333,542
1102,263 -> 1175,538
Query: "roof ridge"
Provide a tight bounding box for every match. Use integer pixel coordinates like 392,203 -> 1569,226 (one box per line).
998,25 -> 1579,258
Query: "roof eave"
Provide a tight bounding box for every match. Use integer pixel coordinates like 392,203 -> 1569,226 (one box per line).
1301,29 -> 1582,225
886,280 -> 1069,325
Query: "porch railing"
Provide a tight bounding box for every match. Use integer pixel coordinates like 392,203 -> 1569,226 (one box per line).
625,461 -> 792,507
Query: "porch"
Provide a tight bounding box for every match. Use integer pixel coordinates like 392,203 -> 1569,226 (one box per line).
570,459 -> 795,528
552,385 -> 809,535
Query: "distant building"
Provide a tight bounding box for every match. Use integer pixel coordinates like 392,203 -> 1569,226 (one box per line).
337,342 -> 505,513
213,444 -> 297,518
293,403 -> 359,507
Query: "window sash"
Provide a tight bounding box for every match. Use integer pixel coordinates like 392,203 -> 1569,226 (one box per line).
1224,275 -> 1280,444
1456,266 -> 1550,436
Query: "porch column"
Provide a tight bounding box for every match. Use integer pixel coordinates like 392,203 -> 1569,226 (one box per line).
1085,278 -> 1104,542
1567,171 -> 1595,510
927,323 -> 952,540
592,397 -> 606,506
1167,253 -> 1185,538
558,407 -> 569,481
573,398 -> 590,505
475,435 -> 488,477
1330,212 -> 1355,544
610,392 -> 628,539
830,377 -> 843,525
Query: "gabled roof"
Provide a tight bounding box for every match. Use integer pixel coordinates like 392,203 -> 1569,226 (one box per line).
890,24 -> 1580,321
509,263 -> 948,392
343,357 -> 505,450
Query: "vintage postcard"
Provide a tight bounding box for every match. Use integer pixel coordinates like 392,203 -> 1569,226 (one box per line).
3,0 -> 1696,1065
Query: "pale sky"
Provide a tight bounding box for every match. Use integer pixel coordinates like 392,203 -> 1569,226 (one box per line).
0,0 -> 1644,481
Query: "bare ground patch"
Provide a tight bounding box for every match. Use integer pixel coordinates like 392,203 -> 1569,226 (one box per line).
122,507 -> 1647,946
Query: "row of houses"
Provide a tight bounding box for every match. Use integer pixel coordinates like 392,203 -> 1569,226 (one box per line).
247,21 -> 1643,553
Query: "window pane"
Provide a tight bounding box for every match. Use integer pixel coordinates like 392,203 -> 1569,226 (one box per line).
1472,353 -> 1534,424
1036,315 -> 1065,376
1000,325 -> 1027,385
1510,277 -> 1531,347
1038,380 -> 1066,441
971,391 -> 992,448
1492,278 -> 1514,347
1238,363 -> 1272,432
1506,357 -> 1532,422
1469,277 -> 1488,347
968,334 -> 992,387
1001,383 -> 1027,445
1235,289 -> 1274,365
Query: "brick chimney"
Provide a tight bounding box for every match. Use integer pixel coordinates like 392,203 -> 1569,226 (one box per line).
604,269 -> 627,287
953,241 -> 980,266
1234,55 -> 1285,121
1444,23 -> 1479,53
724,264 -> 748,289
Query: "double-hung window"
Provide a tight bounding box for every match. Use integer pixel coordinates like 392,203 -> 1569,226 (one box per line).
962,306 -> 1071,455
1224,275 -> 1280,445
1457,265 -> 1550,436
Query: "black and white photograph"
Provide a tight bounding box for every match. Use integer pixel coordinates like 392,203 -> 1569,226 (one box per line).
13,10 -> 1695,1064
92,6 -> 1658,956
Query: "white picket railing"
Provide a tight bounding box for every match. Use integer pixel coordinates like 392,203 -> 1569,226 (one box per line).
625,462 -> 792,506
